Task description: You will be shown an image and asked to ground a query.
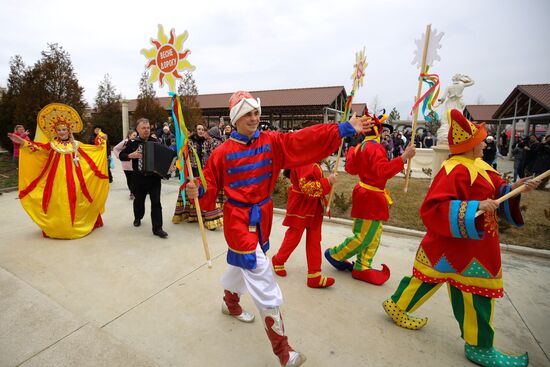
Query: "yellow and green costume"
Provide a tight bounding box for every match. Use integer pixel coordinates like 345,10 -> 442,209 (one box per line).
384,109 -> 529,367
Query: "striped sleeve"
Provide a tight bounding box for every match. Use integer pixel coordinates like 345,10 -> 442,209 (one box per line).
497,184 -> 524,227
449,200 -> 483,239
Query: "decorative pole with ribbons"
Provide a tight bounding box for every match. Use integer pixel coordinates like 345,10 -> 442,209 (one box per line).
141,25 -> 212,268
325,47 -> 367,216
404,24 -> 444,192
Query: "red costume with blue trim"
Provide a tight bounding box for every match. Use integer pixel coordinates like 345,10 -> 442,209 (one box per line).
412,156 -> 522,298
198,123 -> 357,269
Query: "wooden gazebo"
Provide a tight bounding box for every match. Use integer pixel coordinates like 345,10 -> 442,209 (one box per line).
491,84 -> 550,156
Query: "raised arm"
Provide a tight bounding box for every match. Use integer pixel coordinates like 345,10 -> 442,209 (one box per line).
7,132 -> 26,146
8,133 -> 48,152
273,114 -> 372,169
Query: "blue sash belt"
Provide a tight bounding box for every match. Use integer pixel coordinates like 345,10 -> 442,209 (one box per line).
227,196 -> 271,252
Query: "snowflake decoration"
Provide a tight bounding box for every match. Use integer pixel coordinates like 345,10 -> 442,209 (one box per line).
411,27 -> 444,69
141,25 -> 196,92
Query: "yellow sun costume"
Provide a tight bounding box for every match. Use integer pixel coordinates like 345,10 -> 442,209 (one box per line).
18,103 -> 110,239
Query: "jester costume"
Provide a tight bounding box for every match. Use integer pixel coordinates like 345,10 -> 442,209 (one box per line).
325,114 -> 399,285
383,109 -> 529,367
272,163 -> 335,288
196,91 -> 361,367
17,103 -> 109,239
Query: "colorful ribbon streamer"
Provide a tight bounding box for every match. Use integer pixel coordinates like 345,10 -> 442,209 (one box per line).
169,92 -> 207,206
342,91 -> 354,122
410,66 -> 441,122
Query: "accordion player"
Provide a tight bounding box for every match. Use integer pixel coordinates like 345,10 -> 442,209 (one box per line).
143,141 -> 177,179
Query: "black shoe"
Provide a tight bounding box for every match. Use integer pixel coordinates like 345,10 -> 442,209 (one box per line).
133,219 -> 141,227
153,229 -> 168,238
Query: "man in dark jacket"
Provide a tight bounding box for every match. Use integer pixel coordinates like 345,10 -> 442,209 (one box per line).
119,118 -> 168,238
482,135 -> 497,169
159,125 -> 175,146
533,135 -> 550,189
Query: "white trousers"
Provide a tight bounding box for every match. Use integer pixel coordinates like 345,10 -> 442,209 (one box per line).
220,245 -> 283,310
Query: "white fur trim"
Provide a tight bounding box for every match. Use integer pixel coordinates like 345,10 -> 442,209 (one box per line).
230,98 -> 261,125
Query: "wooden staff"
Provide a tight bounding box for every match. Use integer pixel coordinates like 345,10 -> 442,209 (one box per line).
185,156 -> 212,268
325,95 -> 354,215
475,169 -> 550,218
325,141 -> 344,216
404,24 -> 432,193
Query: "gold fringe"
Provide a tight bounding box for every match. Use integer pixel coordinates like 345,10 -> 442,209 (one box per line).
205,217 -> 223,230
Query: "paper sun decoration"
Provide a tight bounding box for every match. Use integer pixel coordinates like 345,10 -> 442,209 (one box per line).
141,25 -> 196,92
351,47 -> 368,91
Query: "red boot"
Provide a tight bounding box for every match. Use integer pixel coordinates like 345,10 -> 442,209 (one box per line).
351,264 -> 391,285
222,290 -> 255,323
261,308 -> 306,367
272,256 -> 287,277
307,273 -> 335,288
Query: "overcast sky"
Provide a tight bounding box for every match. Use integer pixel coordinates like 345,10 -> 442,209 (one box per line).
1,0 -> 549,117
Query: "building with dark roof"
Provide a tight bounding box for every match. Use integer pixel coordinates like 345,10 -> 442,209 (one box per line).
490,84 -> 550,155
463,104 -> 500,125
127,86 -> 361,130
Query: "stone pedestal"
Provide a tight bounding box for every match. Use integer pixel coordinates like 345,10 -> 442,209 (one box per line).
432,144 -> 450,183
409,148 -> 435,177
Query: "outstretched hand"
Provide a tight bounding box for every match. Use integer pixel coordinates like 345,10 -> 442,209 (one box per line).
511,177 -> 540,193
348,113 -> 374,134
7,132 -> 25,145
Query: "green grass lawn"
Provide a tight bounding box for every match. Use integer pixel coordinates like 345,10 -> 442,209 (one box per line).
0,153 -> 18,190
272,171 -> 550,250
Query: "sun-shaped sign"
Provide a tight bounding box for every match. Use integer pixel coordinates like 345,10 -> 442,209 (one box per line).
141,24 -> 196,92
351,47 -> 368,91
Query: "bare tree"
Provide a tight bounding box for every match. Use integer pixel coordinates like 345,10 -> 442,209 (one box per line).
177,71 -> 204,131
134,71 -> 168,130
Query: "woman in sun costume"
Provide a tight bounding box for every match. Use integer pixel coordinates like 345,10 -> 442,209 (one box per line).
8,103 -> 110,239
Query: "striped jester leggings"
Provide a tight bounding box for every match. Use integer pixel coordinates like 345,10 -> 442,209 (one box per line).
391,275 -> 495,347
329,219 -> 383,271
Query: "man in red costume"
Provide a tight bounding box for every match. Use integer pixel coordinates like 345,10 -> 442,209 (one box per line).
271,163 -> 337,288
325,112 -> 415,285
186,91 -> 371,366
383,109 -> 538,367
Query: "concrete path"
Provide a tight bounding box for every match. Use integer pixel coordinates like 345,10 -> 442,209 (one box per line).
1,165 -> 549,367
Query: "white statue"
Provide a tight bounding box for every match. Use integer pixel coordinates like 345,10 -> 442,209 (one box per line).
436,74 -> 475,145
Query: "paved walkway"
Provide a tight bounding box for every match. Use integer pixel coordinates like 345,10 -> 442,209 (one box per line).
0,165 -> 549,366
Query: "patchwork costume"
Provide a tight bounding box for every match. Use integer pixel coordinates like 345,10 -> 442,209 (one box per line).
325,117 -> 400,285
196,91 -> 360,366
272,163 -> 335,288
17,103 -> 109,239
383,109 -> 530,367
173,133 -> 224,230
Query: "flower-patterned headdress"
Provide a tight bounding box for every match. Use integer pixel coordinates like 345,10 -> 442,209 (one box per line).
37,103 -> 83,139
